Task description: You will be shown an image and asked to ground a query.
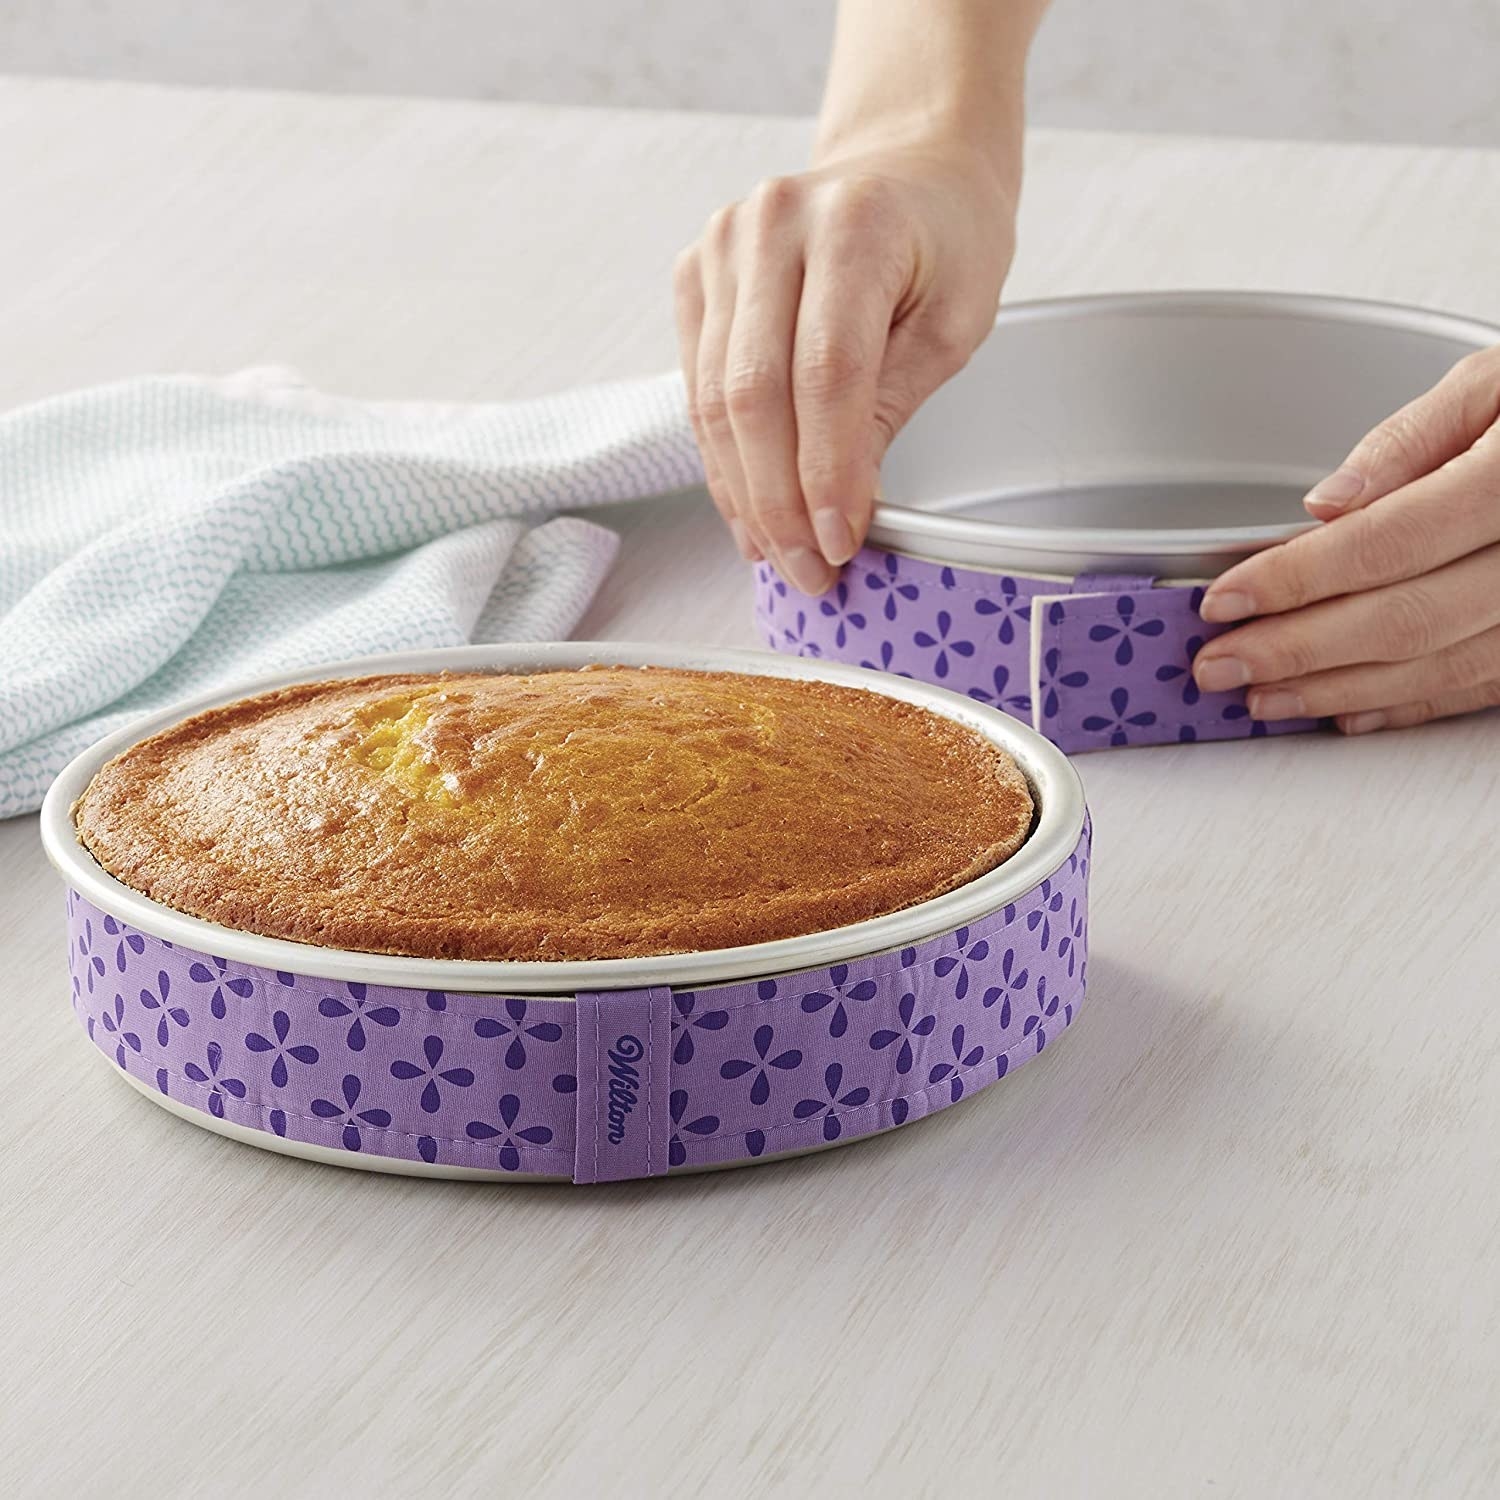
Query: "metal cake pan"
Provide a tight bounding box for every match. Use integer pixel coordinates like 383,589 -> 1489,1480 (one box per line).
43,642 -> 1091,1182
757,292 -> 1500,752
868,290 -> 1500,578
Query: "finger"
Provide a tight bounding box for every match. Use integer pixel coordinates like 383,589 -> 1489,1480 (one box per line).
674,244 -> 759,560
1200,445 -> 1500,623
1304,346 -> 1500,518
694,208 -> 762,559
1194,540 -> 1500,692
724,183 -> 830,594
1242,621 -> 1500,722
792,179 -> 913,569
1335,677 -> 1500,736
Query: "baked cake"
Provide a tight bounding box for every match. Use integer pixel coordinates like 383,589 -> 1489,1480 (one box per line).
73,667 -> 1034,961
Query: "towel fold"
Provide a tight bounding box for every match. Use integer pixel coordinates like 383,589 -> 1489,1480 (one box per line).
0,364 -> 702,817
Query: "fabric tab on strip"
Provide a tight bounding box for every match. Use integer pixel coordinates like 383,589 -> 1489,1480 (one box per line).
572,986 -> 673,1183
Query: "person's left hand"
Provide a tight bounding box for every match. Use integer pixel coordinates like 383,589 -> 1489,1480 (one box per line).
1193,345 -> 1500,735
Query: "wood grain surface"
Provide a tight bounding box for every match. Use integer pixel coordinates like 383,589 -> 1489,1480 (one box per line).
1,77 -> 1497,1499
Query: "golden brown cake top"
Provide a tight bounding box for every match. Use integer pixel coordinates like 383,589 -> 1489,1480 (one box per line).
74,666 -> 1034,962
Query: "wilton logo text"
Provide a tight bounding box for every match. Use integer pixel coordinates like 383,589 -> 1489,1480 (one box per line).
605,1034 -> 644,1145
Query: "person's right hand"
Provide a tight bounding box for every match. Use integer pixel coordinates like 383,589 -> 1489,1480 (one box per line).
673,137 -> 1019,595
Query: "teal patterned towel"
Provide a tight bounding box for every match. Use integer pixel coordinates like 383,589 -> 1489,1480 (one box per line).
0,365 -> 701,817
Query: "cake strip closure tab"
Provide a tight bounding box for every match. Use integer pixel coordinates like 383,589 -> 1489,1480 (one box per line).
1069,573 -> 1156,595
572,987 -> 674,1183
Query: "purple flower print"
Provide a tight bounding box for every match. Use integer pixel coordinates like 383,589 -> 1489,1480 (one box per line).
864,554 -> 920,621
912,610 -> 975,680
1081,686 -> 1158,746
927,1024 -> 984,1103
793,1063 -> 872,1142
474,999 -> 564,1070
138,970 -> 189,1047
800,963 -> 878,1039
183,1041 -> 247,1119
101,914 -> 146,973
78,919 -> 107,995
744,1128 -> 768,1158
417,1135 -> 439,1164
311,1074 -> 393,1152
670,993 -> 730,1065
465,1094 -> 554,1172
668,1089 -> 720,1167
1056,898 -> 1086,978
1026,879 -> 1065,951
1023,973 -> 1062,1051
974,575 -> 1033,646
1087,594 -> 1167,666
934,928 -> 989,1000
425,991 -> 448,1013
391,1034 -> 476,1114
1155,634 -> 1206,706
188,955 -> 255,1020
818,581 -> 867,649
856,639 -> 912,678
318,982 -> 400,1052
1037,646 -> 1091,721
869,991 -> 936,1075
245,1009 -> 320,1088
720,1023 -> 803,1107
966,664 -> 1032,718
780,611 -> 823,658
981,947 -> 1030,1027
98,993 -> 142,1070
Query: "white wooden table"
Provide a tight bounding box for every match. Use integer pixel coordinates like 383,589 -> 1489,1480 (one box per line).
2,78 -> 1497,1499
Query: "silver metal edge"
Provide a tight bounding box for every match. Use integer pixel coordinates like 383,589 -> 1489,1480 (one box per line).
41,642 -> 1087,995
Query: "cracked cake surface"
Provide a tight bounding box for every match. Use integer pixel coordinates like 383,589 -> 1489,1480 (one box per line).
74,666 -> 1034,961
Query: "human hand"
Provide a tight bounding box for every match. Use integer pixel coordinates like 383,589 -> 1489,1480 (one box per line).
1194,345 -> 1500,734
673,138 -> 1018,595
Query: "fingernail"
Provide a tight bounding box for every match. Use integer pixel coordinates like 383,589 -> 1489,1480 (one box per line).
811,507 -> 857,566
1251,688 -> 1304,720
781,546 -> 832,596
1199,589 -> 1254,623
729,519 -> 762,562
1342,710 -> 1387,736
1195,655 -> 1250,693
1305,465 -> 1365,515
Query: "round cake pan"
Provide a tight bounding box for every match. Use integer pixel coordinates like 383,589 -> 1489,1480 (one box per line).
755,291 -> 1500,752
43,642 -> 1090,1184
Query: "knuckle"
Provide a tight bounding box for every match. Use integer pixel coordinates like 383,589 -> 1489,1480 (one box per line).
1376,583 -> 1445,659
794,333 -> 867,397
1258,626 -> 1321,682
797,452 -> 853,506
1359,409 -> 1429,474
695,378 -> 731,432
749,498 -> 809,538
671,246 -> 700,295
723,361 -> 788,419
750,174 -> 802,223
923,313 -> 981,377
704,203 -> 736,250
826,173 -> 895,228
1348,510 -> 1428,583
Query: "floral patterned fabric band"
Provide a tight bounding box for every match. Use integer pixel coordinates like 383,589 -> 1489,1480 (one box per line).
754,549 -> 1321,752
66,820 -> 1090,1182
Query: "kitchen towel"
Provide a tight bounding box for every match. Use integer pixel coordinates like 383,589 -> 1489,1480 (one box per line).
0,365 -> 701,818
